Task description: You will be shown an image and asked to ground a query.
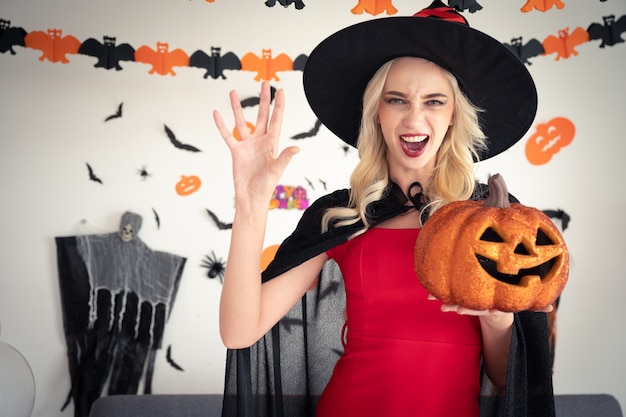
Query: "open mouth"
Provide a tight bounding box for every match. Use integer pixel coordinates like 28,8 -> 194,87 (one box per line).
475,254 -> 558,285
401,135 -> 429,153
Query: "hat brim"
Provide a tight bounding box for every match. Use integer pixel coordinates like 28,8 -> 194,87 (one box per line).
303,17 -> 537,161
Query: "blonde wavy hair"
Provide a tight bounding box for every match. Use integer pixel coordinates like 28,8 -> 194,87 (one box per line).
321,57 -> 487,235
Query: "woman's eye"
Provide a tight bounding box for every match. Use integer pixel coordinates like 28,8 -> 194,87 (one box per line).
425,99 -> 445,106
385,97 -> 405,105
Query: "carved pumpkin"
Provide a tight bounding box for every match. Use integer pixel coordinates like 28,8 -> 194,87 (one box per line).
414,174 -> 569,312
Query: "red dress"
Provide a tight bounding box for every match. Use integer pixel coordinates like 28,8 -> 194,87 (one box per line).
316,228 -> 482,417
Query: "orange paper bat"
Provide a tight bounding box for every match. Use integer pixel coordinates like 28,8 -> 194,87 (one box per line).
542,27 -> 589,60
135,42 -> 189,76
520,0 -> 565,13
24,29 -> 80,63
241,49 -> 293,81
351,0 -> 398,16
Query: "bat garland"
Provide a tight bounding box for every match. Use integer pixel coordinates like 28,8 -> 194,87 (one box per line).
2,6 -> 623,78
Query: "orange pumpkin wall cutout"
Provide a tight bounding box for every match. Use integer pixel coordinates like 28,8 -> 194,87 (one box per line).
175,175 -> 202,196
414,174 -> 569,312
525,116 -> 575,165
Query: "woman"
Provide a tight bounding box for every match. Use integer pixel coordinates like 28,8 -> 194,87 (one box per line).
213,2 -> 554,416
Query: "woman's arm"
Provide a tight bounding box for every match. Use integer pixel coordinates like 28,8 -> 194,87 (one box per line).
213,82 -> 324,349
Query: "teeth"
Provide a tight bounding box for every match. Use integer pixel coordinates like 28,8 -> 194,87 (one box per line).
401,135 -> 428,143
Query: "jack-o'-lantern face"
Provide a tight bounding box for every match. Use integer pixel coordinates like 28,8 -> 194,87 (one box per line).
414,175 -> 569,312
176,175 -> 202,196
525,117 -> 575,165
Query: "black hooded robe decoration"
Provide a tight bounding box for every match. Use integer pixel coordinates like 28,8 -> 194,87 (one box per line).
221,181 -> 555,417
55,211 -> 186,417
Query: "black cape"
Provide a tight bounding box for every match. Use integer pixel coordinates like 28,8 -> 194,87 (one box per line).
221,181 -> 555,417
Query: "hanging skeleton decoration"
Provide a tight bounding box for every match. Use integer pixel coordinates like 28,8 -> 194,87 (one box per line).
55,211 -> 186,417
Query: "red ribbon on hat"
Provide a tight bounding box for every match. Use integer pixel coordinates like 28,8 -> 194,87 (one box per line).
413,6 -> 467,24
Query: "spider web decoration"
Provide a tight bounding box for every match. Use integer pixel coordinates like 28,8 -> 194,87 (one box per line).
55,211 -> 186,417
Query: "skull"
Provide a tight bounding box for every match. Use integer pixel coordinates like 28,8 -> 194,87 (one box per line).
119,223 -> 134,242
118,211 -> 142,242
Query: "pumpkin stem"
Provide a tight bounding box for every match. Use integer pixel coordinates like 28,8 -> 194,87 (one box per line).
484,174 -> 511,208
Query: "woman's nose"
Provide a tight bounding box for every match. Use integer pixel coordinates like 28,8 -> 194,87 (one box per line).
403,105 -> 424,126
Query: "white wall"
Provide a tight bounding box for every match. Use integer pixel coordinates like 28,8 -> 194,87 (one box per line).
0,1 -> 624,416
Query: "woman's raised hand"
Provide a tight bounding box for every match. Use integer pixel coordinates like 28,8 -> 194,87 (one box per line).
213,81 -> 300,206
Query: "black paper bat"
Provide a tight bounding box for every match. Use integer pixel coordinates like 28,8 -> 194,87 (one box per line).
504,37 -> 545,65
164,124 -> 201,152
318,179 -> 327,190
0,19 -> 27,55
240,86 -> 277,108
291,119 -> 322,139
304,177 -> 315,191
448,0 -> 483,13
78,36 -> 135,70
85,162 -> 103,184
293,54 -> 308,71
104,102 -> 123,122
265,0 -> 305,10
588,15 -> 626,48
542,208 -> 571,231
152,207 -> 160,229
206,208 -> 233,230
166,345 -> 184,371
189,47 -> 241,79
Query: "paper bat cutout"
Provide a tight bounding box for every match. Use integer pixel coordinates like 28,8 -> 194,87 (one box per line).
542,27 -> 589,60
587,15 -> 626,48
504,37 -> 545,65
152,207 -> 160,229
292,54 -> 308,71
24,28 -> 80,63
0,19 -> 27,55
351,0 -> 398,16
240,86 -> 277,108
86,162 -> 103,184
105,102 -> 123,122
542,208 -> 571,231
206,208 -> 233,230
318,179 -> 327,190
265,0 -> 306,9
135,42 -> 189,76
304,177 -> 315,190
448,0 -> 483,13
291,119 -> 322,139
79,36 -> 135,70
189,46 -> 241,79
166,345 -> 184,371
521,0 -> 566,13
241,49 -> 293,81
200,251 -> 226,283
164,124 -> 201,152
